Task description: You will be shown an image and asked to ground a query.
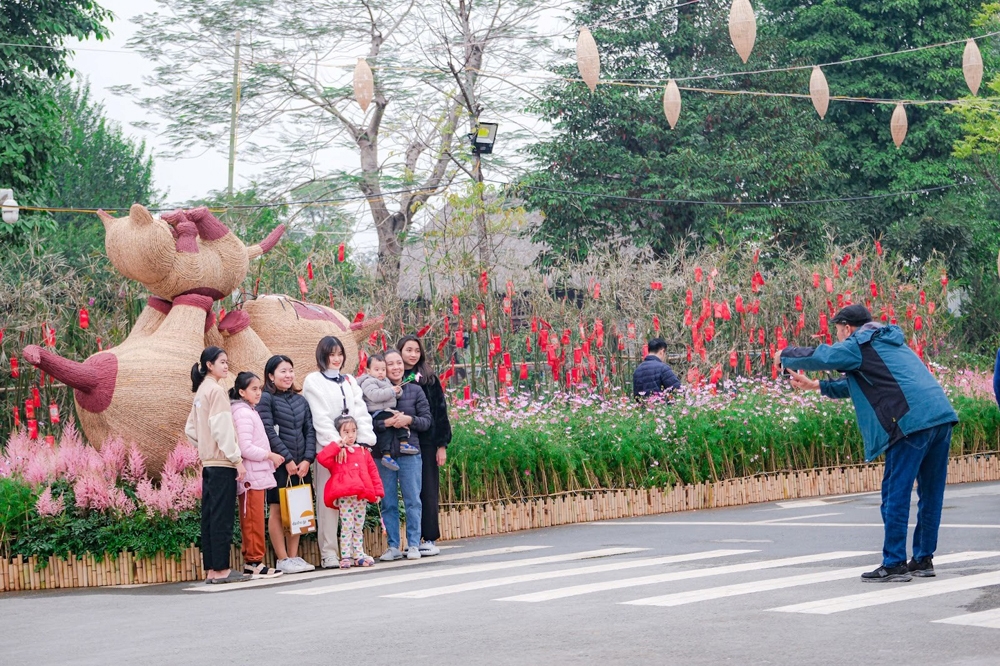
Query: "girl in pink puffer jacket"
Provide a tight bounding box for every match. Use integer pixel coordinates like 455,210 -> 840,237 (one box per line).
230,372 -> 286,579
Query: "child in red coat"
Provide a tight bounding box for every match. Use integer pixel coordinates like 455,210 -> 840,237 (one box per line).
316,415 -> 385,568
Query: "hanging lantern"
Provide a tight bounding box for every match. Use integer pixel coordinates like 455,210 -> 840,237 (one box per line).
354,59 -> 374,112
963,38 -> 983,96
890,104 -> 908,148
576,27 -> 600,93
728,0 -> 757,64
663,79 -> 681,129
809,66 -> 829,119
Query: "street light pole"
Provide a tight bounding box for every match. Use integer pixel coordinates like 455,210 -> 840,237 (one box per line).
227,30 -> 242,199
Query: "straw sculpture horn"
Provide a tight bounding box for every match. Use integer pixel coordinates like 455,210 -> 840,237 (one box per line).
809,66 -> 829,119
354,58 -> 374,112
22,204 -> 379,476
728,0 -> 757,64
963,39 -> 983,96
663,79 -> 681,129
576,27 -> 600,92
890,104 -> 908,148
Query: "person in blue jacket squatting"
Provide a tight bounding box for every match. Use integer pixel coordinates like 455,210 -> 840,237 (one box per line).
775,304 -> 958,583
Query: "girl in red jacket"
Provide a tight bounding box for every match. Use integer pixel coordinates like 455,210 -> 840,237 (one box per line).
316,415 -> 385,568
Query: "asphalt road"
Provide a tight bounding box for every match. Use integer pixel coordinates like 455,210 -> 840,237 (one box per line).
3,481 -> 1000,666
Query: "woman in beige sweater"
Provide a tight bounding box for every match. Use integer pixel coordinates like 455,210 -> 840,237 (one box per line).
186,346 -> 249,584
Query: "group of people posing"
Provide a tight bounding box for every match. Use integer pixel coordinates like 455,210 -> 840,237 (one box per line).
185,333 -> 451,584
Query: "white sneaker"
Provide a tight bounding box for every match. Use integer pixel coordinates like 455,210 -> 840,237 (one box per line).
291,557 -> 315,572
418,541 -> 440,556
321,556 -> 341,569
380,547 -> 403,562
406,546 -> 422,560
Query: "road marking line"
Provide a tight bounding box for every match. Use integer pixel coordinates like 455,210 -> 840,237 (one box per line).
382,550 -> 756,599
587,521 -> 1000,529
280,547 -> 647,596
184,545 -> 549,592
775,499 -> 856,508
496,551 -> 873,603
933,608 -> 1000,629
755,513 -> 843,524
770,570 -> 1000,615
624,551 -> 1000,607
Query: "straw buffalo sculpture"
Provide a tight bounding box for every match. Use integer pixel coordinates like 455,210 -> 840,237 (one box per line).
22,205 -> 380,474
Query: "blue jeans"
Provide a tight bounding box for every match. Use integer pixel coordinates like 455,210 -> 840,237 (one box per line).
880,423 -> 952,566
378,452 -> 422,550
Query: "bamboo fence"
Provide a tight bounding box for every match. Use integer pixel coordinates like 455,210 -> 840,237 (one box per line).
4,452 -> 998,592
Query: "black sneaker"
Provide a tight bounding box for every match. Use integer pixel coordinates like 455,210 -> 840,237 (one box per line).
907,557 -> 935,577
861,564 -> 912,582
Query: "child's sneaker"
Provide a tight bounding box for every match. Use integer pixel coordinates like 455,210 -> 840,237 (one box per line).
381,454 -> 400,471
399,440 -> 419,455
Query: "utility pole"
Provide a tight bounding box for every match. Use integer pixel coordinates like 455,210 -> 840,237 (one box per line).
227,30 -> 241,199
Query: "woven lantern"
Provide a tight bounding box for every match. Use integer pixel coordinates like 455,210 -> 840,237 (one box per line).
576,27 -> 600,92
809,66 -> 829,119
354,58 -> 374,112
728,0 -> 756,63
963,38 -> 983,96
890,104 -> 908,148
663,79 -> 681,129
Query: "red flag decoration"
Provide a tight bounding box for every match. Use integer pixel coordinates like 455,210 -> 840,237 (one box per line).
25,399 -> 35,420
561,329 -> 571,345
704,319 -> 715,342
652,315 -> 660,333
471,316 -> 479,333
502,297 -> 512,315
353,311 -> 365,324
709,363 -> 723,385
519,362 -> 528,380
32,387 -> 41,408
752,248 -> 760,264
751,271 -> 764,292
627,322 -> 636,339
455,330 -> 464,348
812,273 -> 821,289
941,273 -> 948,288
928,302 -> 936,315
819,312 -> 829,335
463,385 -> 471,401
479,271 -> 489,294
794,295 -> 803,312
735,294 -> 744,313
870,282 -> 878,299
833,264 -> 840,278
28,420 -> 38,440
914,316 -> 924,331
307,261 -> 314,280
875,240 -> 883,256
43,324 -> 56,348
10,357 -> 19,378
337,243 -> 345,262
503,352 -> 512,369
841,253 -> 851,266
919,290 -> 926,305
525,334 -> 532,353
96,337 -> 103,351
79,308 -> 90,329
49,402 -> 60,424
729,350 -> 738,368
531,317 -> 538,333
824,277 -> 833,293
416,323 -> 432,338
694,267 -> 703,283
452,296 -> 460,315
744,353 -> 752,374
498,365 -> 508,385
436,337 -> 448,353
650,281 -> 663,291
539,329 -> 549,347
592,282 -> 600,299
683,309 -> 692,327
298,276 -> 308,296
359,350 -> 368,372
757,328 -> 765,345
12,406 -> 20,428
685,289 -> 693,307
686,346 -> 692,362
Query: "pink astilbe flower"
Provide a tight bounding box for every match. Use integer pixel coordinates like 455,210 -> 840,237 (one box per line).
73,472 -> 113,513
108,487 -> 136,516
136,464 -> 201,518
55,434 -> 99,482
163,442 -> 200,475
22,449 -> 57,487
99,437 -> 128,482
35,486 -> 65,517
122,444 -> 147,485
184,473 -> 203,502
2,430 -> 44,477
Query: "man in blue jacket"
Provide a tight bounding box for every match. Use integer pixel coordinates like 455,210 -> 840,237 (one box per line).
777,304 -> 958,583
632,338 -> 682,398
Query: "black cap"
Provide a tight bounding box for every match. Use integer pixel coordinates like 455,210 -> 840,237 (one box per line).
831,304 -> 873,327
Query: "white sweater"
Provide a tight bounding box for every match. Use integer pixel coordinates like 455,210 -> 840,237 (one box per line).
301,372 -> 376,449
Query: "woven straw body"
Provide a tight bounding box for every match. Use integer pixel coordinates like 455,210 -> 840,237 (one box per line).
663,79 -> 682,129
963,39 -> 983,96
576,27 -> 600,92
729,0 -> 756,63
809,66 -> 829,119
354,59 -> 374,112
890,104 -> 908,148
244,295 -> 383,390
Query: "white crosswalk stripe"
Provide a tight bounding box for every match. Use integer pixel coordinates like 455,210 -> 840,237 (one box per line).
933,608 -> 1000,629
496,551 -> 872,603
280,547 -> 646,596
623,551 -> 1000,607
383,550 -> 756,599
770,570 -> 1000,615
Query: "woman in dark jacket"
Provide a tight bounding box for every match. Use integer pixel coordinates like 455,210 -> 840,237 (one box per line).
378,349 -> 432,561
397,334 -> 452,556
256,354 -> 317,574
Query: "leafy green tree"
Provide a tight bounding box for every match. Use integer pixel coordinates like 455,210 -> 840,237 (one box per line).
43,83 -> 158,262
0,1 -> 111,219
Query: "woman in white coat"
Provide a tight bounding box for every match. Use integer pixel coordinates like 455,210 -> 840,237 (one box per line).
302,335 -> 375,568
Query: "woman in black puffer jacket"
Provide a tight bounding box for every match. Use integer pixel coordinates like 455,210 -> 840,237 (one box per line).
256,354 -> 317,574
